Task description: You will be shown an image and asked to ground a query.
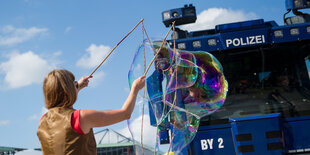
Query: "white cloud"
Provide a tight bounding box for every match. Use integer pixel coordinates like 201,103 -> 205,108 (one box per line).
53,51 -> 62,57
76,44 -> 111,69
124,87 -> 130,93
117,114 -> 157,147
180,8 -> 259,32
0,51 -> 57,89
0,25 -> 48,46
28,107 -> 48,121
28,115 -> 40,121
65,26 -> 72,33
15,149 -> 42,155
0,120 -> 10,126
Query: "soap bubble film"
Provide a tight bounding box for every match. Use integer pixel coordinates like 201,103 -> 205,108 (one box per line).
128,40 -> 228,154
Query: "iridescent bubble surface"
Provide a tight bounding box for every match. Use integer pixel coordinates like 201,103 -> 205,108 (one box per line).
128,40 -> 228,154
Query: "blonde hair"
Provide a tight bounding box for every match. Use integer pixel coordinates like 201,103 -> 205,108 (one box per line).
43,69 -> 77,109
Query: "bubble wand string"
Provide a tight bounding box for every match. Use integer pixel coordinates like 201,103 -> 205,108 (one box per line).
140,23 -> 146,155
89,18 -> 144,77
167,24 -> 176,153
141,22 -> 155,55
143,21 -> 175,76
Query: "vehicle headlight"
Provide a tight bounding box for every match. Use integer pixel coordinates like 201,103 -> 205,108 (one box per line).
192,40 -> 201,48
172,12 -> 178,18
208,38 -> 217,46
274,30 -> 283,38
307,26 -> 310,33
177,42 -> 186,49
294,0 -> 303,8
163,11 -> 170,20
290,28 -> 299,35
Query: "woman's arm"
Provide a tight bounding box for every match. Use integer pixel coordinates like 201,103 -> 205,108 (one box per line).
79,76 -> 145,134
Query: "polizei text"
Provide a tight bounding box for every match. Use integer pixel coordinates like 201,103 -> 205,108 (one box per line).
225,35 -> 265,48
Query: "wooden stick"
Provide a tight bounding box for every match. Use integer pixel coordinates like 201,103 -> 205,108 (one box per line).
89,18 -> 144,77
143,21 -> 175,76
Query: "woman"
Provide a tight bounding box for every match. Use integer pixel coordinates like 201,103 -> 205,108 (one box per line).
37,69 -> 145,155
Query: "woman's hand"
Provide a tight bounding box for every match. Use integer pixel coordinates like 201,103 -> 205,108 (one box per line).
78,76 -> 93,91
132,75 -> 146,92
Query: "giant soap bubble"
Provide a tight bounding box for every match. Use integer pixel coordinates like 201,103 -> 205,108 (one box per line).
128,40 -> 228,154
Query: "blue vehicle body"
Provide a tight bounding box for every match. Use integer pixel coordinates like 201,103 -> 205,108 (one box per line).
148,1 -> 310,154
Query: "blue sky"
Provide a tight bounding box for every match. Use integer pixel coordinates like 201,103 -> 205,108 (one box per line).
0,0 -> 296,151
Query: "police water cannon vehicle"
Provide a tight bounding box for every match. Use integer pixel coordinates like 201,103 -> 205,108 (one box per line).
148,1 -> 310,154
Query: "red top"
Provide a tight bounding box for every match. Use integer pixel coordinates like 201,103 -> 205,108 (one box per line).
71,110 -> 84,135
41,110 -> 84,135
